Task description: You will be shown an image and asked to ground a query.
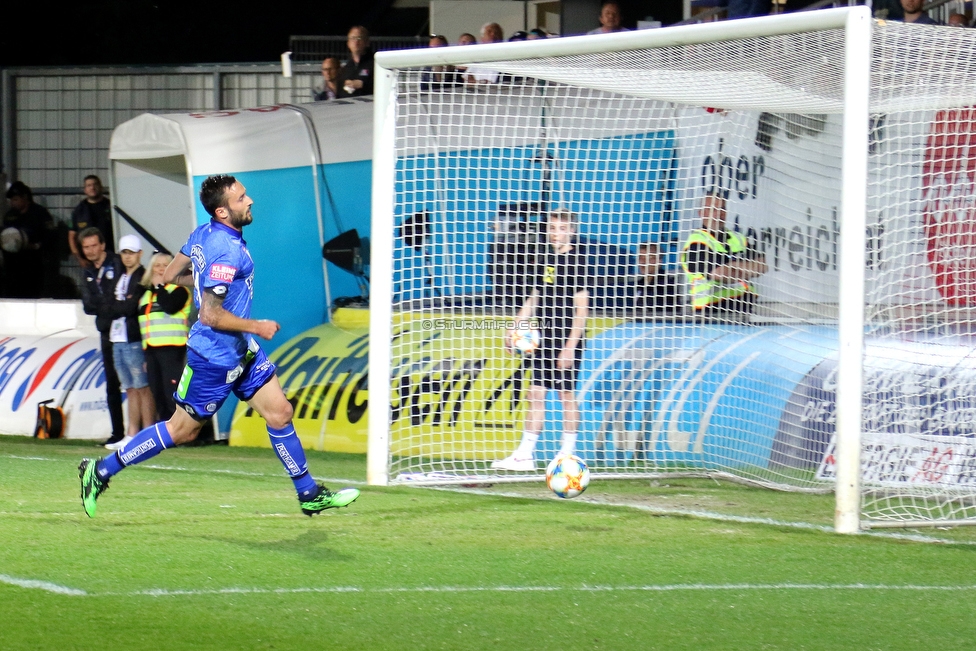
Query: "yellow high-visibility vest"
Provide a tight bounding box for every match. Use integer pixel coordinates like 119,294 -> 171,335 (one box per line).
680,229 -> 754,309
138,285 -> 190,348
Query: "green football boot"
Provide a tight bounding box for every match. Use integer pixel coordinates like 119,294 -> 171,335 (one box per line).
300,484 -> 360,516
78,458 -> 109,518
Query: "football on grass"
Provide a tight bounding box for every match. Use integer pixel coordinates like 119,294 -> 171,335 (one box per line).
546,454 -> 590,499
511,328 -> 541,355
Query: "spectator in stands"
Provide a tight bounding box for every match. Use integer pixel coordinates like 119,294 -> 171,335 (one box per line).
588,1 -> 629,34
899,0 -> 940,23
466,23 -> 504,85
455,33 -> 477,77
947,12 -> 968,26
77,226 -> 126,447
633,241 -> 680,311
339,26 -> 375,97
103,234 -> 155,450
138,251 -> 191,422
509,30 -> 529,42
528,28 -> 550,39
70,175 -> 114,268
680,192 -> 767,322
2,181 -> 55,298
314,57 -> 341,101
421,35 -> 459,91
481,23 -> 504,43
727,0 -> 772,19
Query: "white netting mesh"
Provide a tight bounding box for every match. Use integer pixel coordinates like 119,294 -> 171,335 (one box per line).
379,19 -> 976,527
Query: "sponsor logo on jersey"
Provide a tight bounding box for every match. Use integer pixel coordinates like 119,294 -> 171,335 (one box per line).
209,264 -> 237,282
205,402 -> 217,413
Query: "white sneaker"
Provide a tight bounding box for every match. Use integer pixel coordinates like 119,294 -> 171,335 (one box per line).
491,454 -> 536,471
105,435 -> 133,451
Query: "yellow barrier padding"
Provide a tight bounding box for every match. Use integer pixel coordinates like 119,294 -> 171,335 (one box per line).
230,307 -> 619,454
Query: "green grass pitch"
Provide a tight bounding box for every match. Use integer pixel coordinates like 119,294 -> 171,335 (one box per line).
2,436 -> 976,651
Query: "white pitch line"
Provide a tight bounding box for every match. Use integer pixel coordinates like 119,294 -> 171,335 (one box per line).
1,453 -> 972,544
93,583 -> 976,598
438,486 -> 976,545
1,454 -> 365,486
0,574 -> 86,596
5,577 -> 976,598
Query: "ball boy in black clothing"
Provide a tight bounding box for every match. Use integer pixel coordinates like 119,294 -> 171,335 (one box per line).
492,209 -> 589,471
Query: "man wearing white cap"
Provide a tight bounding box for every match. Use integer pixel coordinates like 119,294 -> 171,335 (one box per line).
105,234 -> 155,450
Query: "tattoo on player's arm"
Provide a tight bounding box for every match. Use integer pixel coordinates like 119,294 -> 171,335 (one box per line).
199,289 -> 227,327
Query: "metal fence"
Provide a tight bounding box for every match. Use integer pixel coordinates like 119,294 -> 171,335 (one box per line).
0,62 -> 322,294
288,35 -> 429,64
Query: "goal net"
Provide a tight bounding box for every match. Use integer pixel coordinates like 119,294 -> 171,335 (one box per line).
368,8 -> 976,530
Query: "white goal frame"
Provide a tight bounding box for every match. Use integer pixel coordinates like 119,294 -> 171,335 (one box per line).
368,8 -> 872,533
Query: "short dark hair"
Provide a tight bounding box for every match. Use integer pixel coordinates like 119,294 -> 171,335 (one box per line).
199,175 -> 238,217
6,181 -> 32,201
78,226 -> 104,244
84,174 -> 102,186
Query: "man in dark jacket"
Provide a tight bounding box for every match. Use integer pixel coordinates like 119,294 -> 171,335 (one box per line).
2,181 -> 56,298
77,226 -> 126,446
69,175 -> 114,267
338,26 -> 374,97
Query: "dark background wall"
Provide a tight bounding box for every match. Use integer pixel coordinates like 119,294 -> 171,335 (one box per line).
3,0 -> 684,66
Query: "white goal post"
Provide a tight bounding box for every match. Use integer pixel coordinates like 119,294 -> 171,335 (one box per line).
368,7 -> 976,532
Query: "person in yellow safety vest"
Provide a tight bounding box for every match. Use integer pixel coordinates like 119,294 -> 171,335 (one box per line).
680,192 -> 768,322
138,252 -> 191,421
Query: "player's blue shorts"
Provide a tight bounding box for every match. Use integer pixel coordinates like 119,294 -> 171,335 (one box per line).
173,344 -> 276,420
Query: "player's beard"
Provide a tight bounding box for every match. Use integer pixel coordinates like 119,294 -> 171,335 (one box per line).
228,206 -> 253,229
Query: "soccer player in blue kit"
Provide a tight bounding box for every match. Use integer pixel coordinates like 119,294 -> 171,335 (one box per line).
79,175 -> 360,517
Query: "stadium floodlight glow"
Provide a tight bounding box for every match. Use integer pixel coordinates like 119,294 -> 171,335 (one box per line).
370,7 -> 976,532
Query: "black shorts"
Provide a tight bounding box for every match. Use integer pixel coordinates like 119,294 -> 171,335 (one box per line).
525,342 -> 583,392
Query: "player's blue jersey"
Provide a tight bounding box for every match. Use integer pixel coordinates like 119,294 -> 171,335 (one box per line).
180,219 -> 255,367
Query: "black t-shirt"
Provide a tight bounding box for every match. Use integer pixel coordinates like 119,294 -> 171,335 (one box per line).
635,270 -> 680,309
338,51 -> 375,97
71,197 -> 114,253
532,246 -> 590,351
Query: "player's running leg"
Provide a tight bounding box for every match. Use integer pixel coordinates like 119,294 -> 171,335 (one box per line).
79,408 -> 202,517
246,375 -> 360,516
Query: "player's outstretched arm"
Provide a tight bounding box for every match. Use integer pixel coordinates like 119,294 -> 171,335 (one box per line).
163,252 -> 195,288
199,290 -> 281,339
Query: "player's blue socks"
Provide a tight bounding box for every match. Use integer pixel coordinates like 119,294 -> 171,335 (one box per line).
96,422 -> 175,481
268,424 -> 318,499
